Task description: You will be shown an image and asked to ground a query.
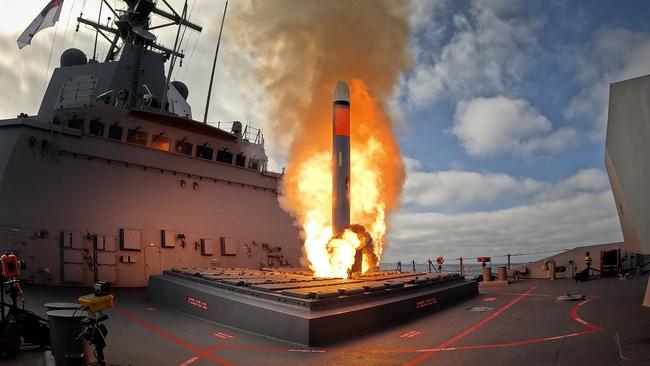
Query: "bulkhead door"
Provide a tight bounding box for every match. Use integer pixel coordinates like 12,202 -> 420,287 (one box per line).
60,231 -> 85,283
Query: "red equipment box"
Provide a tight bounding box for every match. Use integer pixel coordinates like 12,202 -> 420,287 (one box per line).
1,254 -> 21,278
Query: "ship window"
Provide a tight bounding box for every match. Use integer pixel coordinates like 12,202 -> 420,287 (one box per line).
108,124 -> 123,140
151,134 -> 170,151
248,158 -> 260,170
88,120 -> 105,137
67,118 -> 84,130
127,128 -> 148,145
196,144 -> 214,160
216,149 -> 233,164
235,153 -> 246,167
174,140 -> 193,155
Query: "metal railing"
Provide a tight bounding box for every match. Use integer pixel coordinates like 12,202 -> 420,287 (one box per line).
390,248 -> 571,276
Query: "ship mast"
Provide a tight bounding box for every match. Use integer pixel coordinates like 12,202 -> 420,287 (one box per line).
76,0 -> 202,64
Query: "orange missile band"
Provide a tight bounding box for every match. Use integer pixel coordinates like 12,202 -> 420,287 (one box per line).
334,105 -> 350,136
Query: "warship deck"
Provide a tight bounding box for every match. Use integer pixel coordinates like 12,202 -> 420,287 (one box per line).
6,274 -> 650,366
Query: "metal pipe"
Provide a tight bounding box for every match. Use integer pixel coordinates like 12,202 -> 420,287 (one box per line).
204,0 -> 229,123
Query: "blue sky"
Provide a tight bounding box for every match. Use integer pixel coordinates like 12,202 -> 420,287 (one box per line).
382,0 -> 650,261
2,0 -> 648,263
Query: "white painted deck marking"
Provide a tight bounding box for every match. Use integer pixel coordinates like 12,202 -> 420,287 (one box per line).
213,332 -> 234,339
400,330 -> 422,338
179,356 -> 199,366
483,297 -> 496,302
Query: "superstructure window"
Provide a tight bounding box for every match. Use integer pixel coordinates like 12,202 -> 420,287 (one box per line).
196,144 -> 214,160
88,120 -> 105,137
235,153 -> 246,167
108,124 -> 123,140
151,134 -> 170,151
127,128 -> 148,145
67,118 -> 84,130
174,140 -> 193,155
216,149 -> 233,164
248,158 -> 260,171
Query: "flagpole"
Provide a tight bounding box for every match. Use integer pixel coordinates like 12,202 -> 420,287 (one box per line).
92,0 -> 104,61
203,0 -> 228,124
161,0 -> 188,112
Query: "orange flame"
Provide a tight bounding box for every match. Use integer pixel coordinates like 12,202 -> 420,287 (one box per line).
280,79 -> 404,278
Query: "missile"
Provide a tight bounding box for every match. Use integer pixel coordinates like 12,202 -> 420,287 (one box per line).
332,80 -> 350,237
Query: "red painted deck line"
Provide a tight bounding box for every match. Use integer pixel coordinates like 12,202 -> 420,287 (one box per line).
115,306 -> 234,366
415,296 -> 604,353
217,292 -> 602,358
117,291 -> 604,364
570,297 -> 603,331
403,286 -> 537,366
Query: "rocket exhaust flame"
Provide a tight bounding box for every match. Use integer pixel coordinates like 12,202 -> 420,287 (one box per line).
227,1 -> 410,278
284,79 -> 404,278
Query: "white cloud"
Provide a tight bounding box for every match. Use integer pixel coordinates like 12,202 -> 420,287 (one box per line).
452,96 -> 576,157
533,168 -> 610,203
564,27 -> 650,138
385,160 -> 621,261
386,190 -> 621,261
401,157 -> 611,210
403,169 -> 542,207
402,0 -> 539,108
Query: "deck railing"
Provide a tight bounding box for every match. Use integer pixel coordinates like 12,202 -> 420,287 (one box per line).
389,248 -> 571,276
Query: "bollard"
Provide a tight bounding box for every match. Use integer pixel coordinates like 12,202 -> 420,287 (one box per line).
47,309 -> 89,366
482,266 -> 492,282
498,266 -> 507,281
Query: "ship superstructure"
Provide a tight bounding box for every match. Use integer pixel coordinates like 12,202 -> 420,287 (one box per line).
0,0 -> 301,287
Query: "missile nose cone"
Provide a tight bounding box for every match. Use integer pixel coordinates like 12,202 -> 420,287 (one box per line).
333,80 -> 350,103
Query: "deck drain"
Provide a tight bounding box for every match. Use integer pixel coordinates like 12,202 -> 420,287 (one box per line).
469,306 -> 493,312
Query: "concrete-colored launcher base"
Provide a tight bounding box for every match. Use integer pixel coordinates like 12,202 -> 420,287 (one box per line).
148,268 -> 478,345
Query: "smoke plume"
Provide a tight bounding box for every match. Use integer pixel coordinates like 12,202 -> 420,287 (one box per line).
227,0 -> 411,274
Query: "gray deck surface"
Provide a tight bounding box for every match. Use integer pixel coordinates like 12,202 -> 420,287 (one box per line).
5,274 -> 650,365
